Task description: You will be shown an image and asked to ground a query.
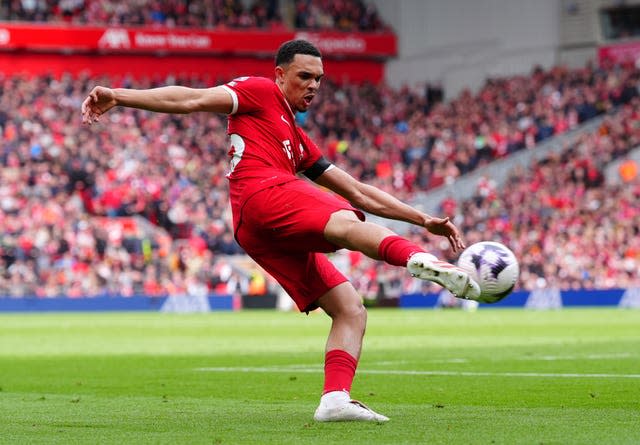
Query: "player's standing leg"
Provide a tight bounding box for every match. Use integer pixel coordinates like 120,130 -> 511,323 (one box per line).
312,282 -> 389,422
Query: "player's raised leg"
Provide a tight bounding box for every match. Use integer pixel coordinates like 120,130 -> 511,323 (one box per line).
324,210 -> 480,300
313,282 -> 389,423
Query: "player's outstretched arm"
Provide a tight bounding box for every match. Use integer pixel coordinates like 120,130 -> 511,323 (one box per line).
81,85 -> 234,124
315,165 -> 466,252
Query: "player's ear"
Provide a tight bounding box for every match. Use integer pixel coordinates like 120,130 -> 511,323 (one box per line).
275,65 -> 285,84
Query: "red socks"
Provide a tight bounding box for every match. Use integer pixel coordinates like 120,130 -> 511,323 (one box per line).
378,235 -> 426,267
323,349 -> 358,394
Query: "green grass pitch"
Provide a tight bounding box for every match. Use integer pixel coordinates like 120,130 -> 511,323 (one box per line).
0,308 -> 639,444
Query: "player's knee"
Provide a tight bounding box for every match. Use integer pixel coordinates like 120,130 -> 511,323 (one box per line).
336,299 -> 367,326
318,282 -> 366,327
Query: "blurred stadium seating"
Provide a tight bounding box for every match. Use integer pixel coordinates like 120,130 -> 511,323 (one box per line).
0,0 -> 639,302
0,0 -> 389,31
1,0 -> 283,28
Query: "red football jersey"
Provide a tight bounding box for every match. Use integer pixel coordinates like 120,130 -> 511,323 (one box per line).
221,76 -> 324,227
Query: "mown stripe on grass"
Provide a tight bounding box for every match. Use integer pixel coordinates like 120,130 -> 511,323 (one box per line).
195,366 -> 640,379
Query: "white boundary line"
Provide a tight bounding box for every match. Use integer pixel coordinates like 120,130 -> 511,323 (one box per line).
194,366 -> 640,379
517,353 -> 634,361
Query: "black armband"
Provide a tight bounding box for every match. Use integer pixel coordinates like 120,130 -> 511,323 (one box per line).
303,156 -> 333,180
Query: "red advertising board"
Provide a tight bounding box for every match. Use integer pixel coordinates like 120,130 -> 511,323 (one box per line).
598,40 -> 640,66
0,52 -> 385,83
0,23 -> 396,58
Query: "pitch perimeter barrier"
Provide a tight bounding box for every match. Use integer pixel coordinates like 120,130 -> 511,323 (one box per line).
2,288 -> 638,312
400,287 -> 640,309
0,294 -> 234,313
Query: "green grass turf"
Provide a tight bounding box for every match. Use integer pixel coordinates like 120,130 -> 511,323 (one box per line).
0,308 -> 639,444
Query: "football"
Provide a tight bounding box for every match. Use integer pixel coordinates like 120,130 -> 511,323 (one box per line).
457,241 -> 520,303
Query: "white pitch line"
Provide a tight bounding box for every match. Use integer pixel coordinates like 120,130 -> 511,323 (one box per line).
194,366 -> 640,379
369,354 -> 634,365
517,353 -> 633,361
372,359 -> 468,365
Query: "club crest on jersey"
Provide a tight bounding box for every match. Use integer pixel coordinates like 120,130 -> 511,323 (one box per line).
281,140 -> 304,163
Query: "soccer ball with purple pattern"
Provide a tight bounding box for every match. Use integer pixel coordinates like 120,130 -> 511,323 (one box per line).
457,241 -> 519,303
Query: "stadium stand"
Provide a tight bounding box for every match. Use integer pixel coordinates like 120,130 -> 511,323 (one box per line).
0,1 -> 639,300
0,0 -> 389,31
339,97 -> 640,300
1,60 -> 639,298
0,0 -> 283,28
305,63 -> 639,201
293,0 -> 390,31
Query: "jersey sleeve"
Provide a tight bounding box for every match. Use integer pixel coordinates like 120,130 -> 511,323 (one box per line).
221,76 -> 274,115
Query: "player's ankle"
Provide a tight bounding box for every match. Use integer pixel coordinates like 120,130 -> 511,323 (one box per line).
407,251 -> 437,265
320,390 -> 350,407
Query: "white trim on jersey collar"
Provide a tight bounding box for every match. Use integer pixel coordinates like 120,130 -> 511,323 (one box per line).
221,85 -> 239,115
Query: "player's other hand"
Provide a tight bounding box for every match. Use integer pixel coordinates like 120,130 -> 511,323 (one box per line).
81,86 -> 116,124
423,216 -> 466,252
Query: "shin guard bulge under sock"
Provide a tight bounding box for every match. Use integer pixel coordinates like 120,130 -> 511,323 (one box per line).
378,235 -> 426,267
323,349 -> 358,394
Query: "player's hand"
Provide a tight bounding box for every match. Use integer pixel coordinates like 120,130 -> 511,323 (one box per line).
423,216 -> 466,252
81,86 -> 117,124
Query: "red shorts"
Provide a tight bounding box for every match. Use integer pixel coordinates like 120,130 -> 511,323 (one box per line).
235,178 -> 364,312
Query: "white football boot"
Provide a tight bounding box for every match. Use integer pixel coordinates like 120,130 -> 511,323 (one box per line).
407,252 -> 481,301
314,391 -> 389,423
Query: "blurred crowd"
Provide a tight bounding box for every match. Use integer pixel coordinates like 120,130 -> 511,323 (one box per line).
1,0 -> 283,28
0,0 -> 390,31
0,71 -> 246,298
336,99 -> 640,299
293,0 -> 389,32
307,63 -> 639,203
0,60 -> 639,299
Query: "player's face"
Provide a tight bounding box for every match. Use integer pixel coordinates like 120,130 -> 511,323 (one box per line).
276,54 -> 324,112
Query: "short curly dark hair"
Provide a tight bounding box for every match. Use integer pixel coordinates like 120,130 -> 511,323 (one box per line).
275,39 -> 322,66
